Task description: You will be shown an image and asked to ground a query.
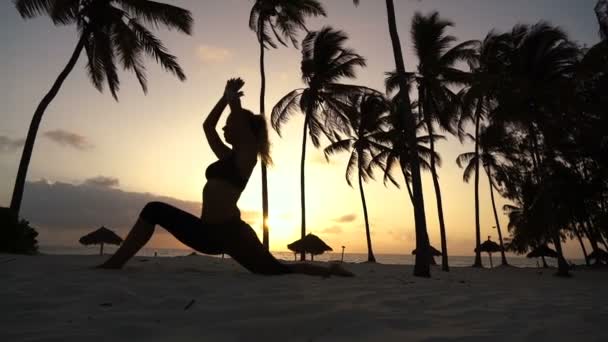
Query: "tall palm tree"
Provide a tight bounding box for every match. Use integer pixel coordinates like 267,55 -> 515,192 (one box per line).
457,31 -> 508,267
271,27 -> 366,261
456,124 -> 511,266
352,0 -> 432,277
389,12 -> 477,271
323,93 -> 388,262
10,0 -> 192,216
249,0 -> 326,250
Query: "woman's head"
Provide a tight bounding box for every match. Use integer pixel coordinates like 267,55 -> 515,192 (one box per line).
223,109 -> 272,165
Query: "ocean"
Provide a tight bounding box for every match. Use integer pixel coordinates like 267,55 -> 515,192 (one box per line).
39,245 -> 578,268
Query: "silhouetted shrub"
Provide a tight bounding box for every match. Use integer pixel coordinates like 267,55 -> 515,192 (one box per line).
0,207 -> 39,254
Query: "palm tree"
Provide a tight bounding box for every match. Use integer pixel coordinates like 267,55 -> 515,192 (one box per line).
368,96 -> 441,208
456,124 -> 511,266
249,0 -> 326,250
597,0 -> 608,40
324,93 -> 388,262
492,23 -> 579,276
397,12 -> 477,272
10,0 -> 192,216
457,31 -> 508,267
271,27 -> 367,261
352,0 -> 432,277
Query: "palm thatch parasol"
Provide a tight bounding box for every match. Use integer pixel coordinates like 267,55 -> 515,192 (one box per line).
526,245 -> 558,268
79,226 -> 123,255
287,234 -> 332,261
475,236 -> 501,268
412,245 -> 442,265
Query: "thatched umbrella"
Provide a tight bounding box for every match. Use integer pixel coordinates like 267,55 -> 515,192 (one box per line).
79,227 -> 123,255
526,245 -> 558,268
287,234 -> 332,261
412,245 -> 442,265
476,236 -> 501,268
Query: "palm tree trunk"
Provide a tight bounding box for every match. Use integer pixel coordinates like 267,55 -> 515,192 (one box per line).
552,233 -> 570,277
582,220 -> 601,257
574,225 -> 590,266
100,243 -> 104,256
541,255 -> 548,268
299,116 -> 310,262
358,154 -> 376,262
488,167 -> 508,266
258,32 -> 270,250
421,94 -> 449,272
472,103 -> 483,267
385,0 -> 430,278
405,177 -> 414,204
10,35 -> 86,215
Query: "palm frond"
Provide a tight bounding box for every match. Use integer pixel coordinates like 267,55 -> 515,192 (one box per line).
324,138 -> 353,160
84,31 -> 105,92
345,149 -> 358,186
271,89 -> 304,135
128,19 -> 186,81
456,151 -> 477,168
94,29 -> 120,100
117,0 -> 193,34
14,0 -> 53,19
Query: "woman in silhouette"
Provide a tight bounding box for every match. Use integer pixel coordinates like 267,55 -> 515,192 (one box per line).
99,79 -> 352,277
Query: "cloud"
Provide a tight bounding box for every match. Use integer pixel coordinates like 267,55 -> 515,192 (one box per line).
0,135 -> 25,152
197,45 -> 233,64
20,178 -> 260,246
334,213 -> 357,223
43,129 -> 93,150
83,176 -> 119,188
321,225 -> 343,234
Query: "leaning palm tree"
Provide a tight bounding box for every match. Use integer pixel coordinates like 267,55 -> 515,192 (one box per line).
352,0 -> 432,277
249,0 -> 326,249
324,93 -> 388,262
10,0 -> 192,215
271,27 -> 367,261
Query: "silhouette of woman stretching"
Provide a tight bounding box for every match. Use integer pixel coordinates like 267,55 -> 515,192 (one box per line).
99,79 -> 352,277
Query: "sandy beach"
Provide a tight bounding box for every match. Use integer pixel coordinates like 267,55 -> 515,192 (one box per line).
2,254 -> 607,342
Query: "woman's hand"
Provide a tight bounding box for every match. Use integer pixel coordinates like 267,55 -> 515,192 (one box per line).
224,78 -> 245,103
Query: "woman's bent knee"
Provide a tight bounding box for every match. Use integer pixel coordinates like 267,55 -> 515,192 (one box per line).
140,201 -> 167,224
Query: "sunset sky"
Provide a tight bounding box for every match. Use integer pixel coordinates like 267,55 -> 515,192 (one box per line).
0,0 -> 600,257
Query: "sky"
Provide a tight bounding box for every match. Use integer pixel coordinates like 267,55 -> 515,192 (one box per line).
0,0 -> 601,257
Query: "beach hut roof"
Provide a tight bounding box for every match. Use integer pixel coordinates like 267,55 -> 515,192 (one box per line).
287,234 -> 332,255
411,246 -> 442,256
526,245 -> 559,259
79,227 -> 123,246
476,239 -> 501,253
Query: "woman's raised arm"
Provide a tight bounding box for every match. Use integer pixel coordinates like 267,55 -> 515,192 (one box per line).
202,79 -> 244,159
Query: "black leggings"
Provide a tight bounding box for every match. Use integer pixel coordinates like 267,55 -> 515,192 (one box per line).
140,202 -> 291,275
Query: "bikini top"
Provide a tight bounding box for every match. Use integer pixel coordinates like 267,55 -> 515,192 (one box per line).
205,154 -> 249,190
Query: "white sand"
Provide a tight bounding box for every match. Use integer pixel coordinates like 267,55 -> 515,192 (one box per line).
1,254 -> 607,342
